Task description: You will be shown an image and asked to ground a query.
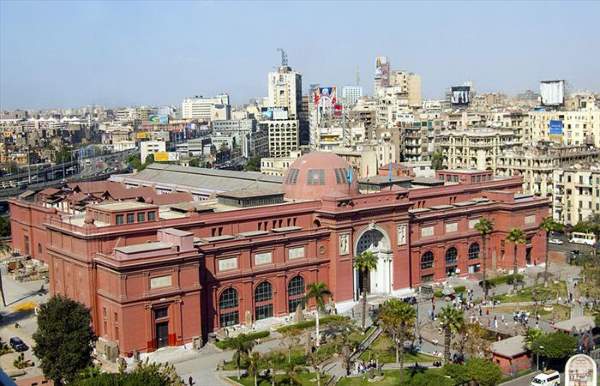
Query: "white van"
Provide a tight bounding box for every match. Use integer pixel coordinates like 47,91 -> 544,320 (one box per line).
569,232 -> 596,246
530,370 -> 560,386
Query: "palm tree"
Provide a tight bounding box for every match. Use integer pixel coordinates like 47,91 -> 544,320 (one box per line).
0,241 -> 10,307
507,228 -> 526,293
304,282 -> 332,349
437,305 -> 464,364
540,217 -> 562,287
475,218 -> 494,300
247,351 -> 261,386
353,250 -> 378,330
378,298 -> 416,383
231,335 -> 255,380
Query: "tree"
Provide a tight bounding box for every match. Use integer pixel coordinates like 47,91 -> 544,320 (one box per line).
0,216 -> 11,237
304,282 -> 332,349
540,217 -> 562,287
455,322 -> 490,358
405,371 -> 455,386
54,146 -> 73,164
524,327 -> 544,350
247,351 -> 261,386
475,218 -> 494,300
0,241 -> 9,307
231,334 -> 256,380
145,153 -> 155,165
378,298 -> 416,383
280,327 -> 302,364
465,358 -> 503,386
531,332 -> 577,359
438,305 -> 464,364
76,359 -> 184,385
244,156 -> 262,172
189,158 -> 201,167
431,151 -> 445,170
33,295 -> 97,385
506,228 -> 526,293
353,250 -> 378,330
443,363 -> 470,385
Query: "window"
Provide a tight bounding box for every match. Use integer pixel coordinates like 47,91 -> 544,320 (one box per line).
468,243 -> 480,260
127,213 -> 134,224
255,304 -> 273,320
445,247 -> 458,266
421,274 -> 434,283
219,288 -> 238,309
154,307 -> 168,319
287,276 -> 305,313
219,288 -> 239,327
137,212 -> 145,222
116,215 -> 124,225
307,169 -> 325,185
420,251 -> 434,270
148,211 -> 156,221
220,311 -> 239,327
254,282 -> 272,303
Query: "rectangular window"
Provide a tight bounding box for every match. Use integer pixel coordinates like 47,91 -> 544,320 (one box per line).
255,304 -> 273,321
421,226 -> 434,237
445,223 -> 458,233
218,257 -> 238,271
147,211 -> 156,221
126,213 -> 134,224
254,252 -> 272,265
153,307 -> 168,319
116,215 -> 124,225
220,311 -> 239,327
307,169 -> 325,185
421,274 -> 434,283
288,247 -> 305,260
137,212 -> 145,222
288,298 -> 303,313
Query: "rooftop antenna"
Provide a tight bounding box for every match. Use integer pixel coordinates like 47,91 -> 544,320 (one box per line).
276,48 -> 288,67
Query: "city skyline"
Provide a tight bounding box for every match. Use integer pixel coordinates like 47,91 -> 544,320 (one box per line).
1,0 -> 600,110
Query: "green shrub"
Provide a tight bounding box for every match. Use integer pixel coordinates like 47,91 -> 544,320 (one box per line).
454,286 -> 466,293
277,315 -> 347,333
214,330 -> 270,350
488,273 -> 524,286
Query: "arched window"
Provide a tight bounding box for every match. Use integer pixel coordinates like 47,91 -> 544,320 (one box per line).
219,288 -> 239,327
468,243 -> 480,260
445,247 -> 458,266
254,282 -> 273,320
287,276 -> 305,313
420,251 -> 434,270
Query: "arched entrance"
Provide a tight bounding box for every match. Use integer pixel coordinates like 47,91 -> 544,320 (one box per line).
354,225 -> 393,299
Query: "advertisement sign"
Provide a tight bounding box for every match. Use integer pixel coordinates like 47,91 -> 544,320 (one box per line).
540,80 -> 565,106
565,354 -> 596,386
374,56 -> 390,87
153,151 -> 169,162
548,120 -> 564,135
313,87 -> 337,108
148,114 -> 168,125
261,107 -> 289,120
136,131 -> 150,139
451,86 -> 471,105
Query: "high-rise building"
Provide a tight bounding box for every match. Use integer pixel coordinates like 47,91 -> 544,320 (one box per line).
342,86 -> 363,106
181,94 -> 230,121
389,71 -> 422,107
373,56 -> 390,96
267,65 -> 302,119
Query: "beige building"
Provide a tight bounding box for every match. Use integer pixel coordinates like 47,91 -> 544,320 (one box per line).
528,107 -> 600,146
436,128 -> 519,171
388,70 -> 421,108
553,163 -> 600,225
181,94 -> 230,121
260,119 -> 299,158
267,65 -> 302,119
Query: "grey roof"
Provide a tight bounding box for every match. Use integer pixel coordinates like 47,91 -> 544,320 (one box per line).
553,316 -> 594,332
115,242 -> 172,254
217,188 -> 284,199
359,176 -> 413,184
491,335 -> 527,358
114,163 -> 283,195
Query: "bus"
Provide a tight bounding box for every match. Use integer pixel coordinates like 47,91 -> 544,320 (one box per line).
569,232 -> 596,246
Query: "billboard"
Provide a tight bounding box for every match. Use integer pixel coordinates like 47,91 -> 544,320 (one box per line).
261,107 -> 288,120
374,56 -> 390,86
548,120 -> 564,135
313,87 -> 337,108
540,80 -> 565,106
148,114 -> 168,125
136,131 -> 150,139
451,86 -> 471,105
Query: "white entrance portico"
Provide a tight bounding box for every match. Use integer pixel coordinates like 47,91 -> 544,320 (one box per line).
353,223 -> 393,300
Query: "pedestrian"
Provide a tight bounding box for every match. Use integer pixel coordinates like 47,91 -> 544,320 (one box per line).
188,376 -> 194,386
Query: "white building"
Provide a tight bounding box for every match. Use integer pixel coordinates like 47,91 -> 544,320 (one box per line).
342,86 -> 363,106
140,140 -> 166,162
553,163 -> 600,225
181,94 -> 230,121
267,66 -> 302,119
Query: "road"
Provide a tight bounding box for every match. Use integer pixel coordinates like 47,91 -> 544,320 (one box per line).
500,371 -> 564,386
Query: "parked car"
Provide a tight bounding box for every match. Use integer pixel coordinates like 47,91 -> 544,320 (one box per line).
549,238 -> 564,245
9,337 -> 28,352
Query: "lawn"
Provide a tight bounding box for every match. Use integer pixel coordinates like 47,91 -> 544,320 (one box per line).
229,372 -> 330,386
492,303 -> 571,321
359,335 -> 435,364
492,281 -> 567,304
338,369 -> 447,386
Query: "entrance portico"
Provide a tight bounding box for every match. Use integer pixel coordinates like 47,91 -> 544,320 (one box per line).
353,223 -> 393,299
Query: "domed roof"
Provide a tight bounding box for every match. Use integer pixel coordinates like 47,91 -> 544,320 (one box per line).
283,152 -> 359,200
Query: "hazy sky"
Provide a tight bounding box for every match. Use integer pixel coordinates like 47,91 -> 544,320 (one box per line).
1,0 -> 599,110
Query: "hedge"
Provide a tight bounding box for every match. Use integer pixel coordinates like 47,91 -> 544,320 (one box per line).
214,330 -> 270,349
276,315 -> 347,333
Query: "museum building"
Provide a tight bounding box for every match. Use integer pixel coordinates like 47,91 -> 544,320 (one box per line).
9,152 -> 550,355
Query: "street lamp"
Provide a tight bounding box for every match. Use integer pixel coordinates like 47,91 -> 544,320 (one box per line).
536,345 -> 544,370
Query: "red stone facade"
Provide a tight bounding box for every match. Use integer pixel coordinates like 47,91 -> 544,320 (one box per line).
9,154 -> 550,355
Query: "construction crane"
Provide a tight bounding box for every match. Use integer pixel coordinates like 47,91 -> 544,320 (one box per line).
276,48 -> 288,67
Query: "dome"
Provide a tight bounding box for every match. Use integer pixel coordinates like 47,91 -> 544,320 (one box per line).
283,152 -> 359,200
